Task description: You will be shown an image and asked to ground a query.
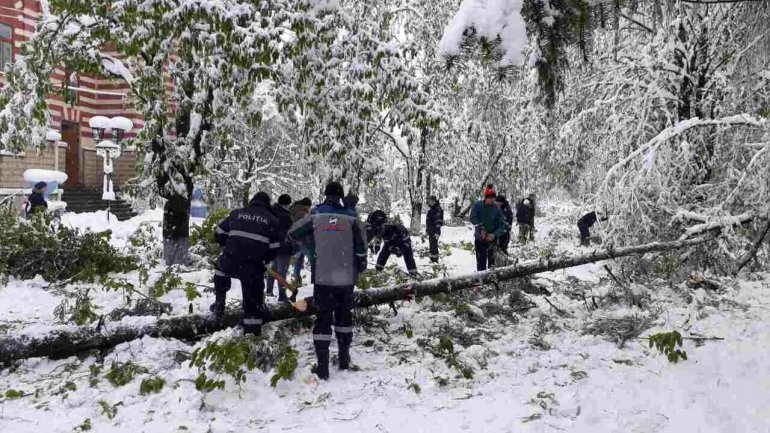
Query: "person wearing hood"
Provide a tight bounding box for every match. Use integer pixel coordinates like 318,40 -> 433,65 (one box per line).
516,193 -> 536,244
470,186 -> 509,271
209,192 -> 280,335
265,193 -> 294,302
26,181 -> 48,217
425,195 -> 444,263
289,197 -> 313,284
494,195 -> 514,252
288,181 -> 367,380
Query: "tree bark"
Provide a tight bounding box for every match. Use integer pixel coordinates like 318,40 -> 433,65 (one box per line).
0,236 -> 713,364
736,216 -> 770,274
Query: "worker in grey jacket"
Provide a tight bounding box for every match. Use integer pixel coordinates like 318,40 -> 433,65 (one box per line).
288,181 -> 367,380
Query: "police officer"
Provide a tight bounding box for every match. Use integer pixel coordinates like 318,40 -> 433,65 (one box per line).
425,196 -> 444,263
209,191 -> 280,336
288,182 -> 367,380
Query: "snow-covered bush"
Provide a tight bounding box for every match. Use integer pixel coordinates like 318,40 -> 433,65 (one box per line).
0,211 -> 137,283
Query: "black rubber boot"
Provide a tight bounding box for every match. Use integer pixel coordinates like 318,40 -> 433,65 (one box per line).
315,350 -> 330,380
209,292 -> 226,320
338,344 -> 350,370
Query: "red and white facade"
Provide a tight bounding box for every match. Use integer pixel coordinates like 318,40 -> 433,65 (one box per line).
0,0 -> 141,189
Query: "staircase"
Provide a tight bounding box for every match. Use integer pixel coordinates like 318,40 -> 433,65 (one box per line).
61,188 -> 138,221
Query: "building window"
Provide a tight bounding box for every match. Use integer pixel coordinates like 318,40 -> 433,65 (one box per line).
0,24 -> 13,70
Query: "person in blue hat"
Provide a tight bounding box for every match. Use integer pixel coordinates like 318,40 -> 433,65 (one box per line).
26,182 -> 48,216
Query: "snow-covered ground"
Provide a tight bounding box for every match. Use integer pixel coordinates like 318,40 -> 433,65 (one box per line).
1,203 -> 769,433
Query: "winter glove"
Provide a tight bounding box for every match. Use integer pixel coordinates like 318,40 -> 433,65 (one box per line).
486,233 -> 496,242
391,246 -> 403,257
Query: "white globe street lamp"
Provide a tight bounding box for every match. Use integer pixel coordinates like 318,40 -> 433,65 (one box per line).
88,116 -> 133,202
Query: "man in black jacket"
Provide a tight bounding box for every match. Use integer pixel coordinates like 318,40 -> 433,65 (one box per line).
366,210 -> 388,255
266,194 -> 294,302
425,196 -> 444,263
371,212 -> 417,275
495,195 -> 514,252
577,210 -> 607,246
210,191 -> 280,335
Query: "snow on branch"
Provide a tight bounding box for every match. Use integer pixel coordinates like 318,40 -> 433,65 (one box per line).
438,0 -> 528,66
679,212 -> 754,240
603,114 -> 768,184
101,54 -> 134,85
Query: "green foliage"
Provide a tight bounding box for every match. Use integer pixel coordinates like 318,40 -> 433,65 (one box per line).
357,266 -> 406,290
0,210 -> 136,283
151,268 -> 200,301
105,361 -> 148,387
89,364 -> 102,387
190,208 -> 229,260
433,336 -> 474,379
458,241 -> 475,252
53,288 -> 100,325
139,376 -> 165,395
653,254 -> 676,277
75,418 -> 92,432
190,335 -> 260,391
4,389 -> 25,399
649,331 -> 688,363
406,380 -> 421,395
98,400 -> 123,420
270,343 -> 299,387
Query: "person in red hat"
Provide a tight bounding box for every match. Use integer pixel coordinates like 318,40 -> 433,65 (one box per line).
470,185 -> 509,271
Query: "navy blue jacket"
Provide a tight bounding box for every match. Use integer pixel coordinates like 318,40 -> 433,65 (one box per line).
578,211 -> 597,229
215,199 -> 280,274
426,203 -> 444,236
498,200 -> 514,227
27,191 -> 47,215
272,203 -> 295,256
516,199 -> 535,225
382,223 -> 412,254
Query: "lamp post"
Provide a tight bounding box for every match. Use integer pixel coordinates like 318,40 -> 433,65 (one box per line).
45,129 -> 62,173
88,116 -> 133,202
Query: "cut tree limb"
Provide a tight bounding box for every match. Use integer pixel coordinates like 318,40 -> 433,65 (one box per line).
0,237 -> 713,364
736,216 -> 770,274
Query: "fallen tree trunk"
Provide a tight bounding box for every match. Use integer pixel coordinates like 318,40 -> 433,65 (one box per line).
0,236 -> 712,364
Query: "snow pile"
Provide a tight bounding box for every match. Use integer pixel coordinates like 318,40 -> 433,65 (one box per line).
60,209 -> 165,248
22,169 -> 68,183
439,0 -> 528,66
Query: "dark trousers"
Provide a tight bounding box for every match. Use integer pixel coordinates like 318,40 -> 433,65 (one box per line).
474,239 -> 495,271
313,285 -> 354,352
428,232 -> 440,263
375,246 -> 417,273
214,266 -> 266,335
498,231 -> 511,253
578,222 -> 591,244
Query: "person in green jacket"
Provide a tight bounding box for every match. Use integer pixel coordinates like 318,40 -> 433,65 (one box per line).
470,185 -> 509,271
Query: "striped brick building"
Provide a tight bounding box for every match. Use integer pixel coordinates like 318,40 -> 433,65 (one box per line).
0,0 -> 140,190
